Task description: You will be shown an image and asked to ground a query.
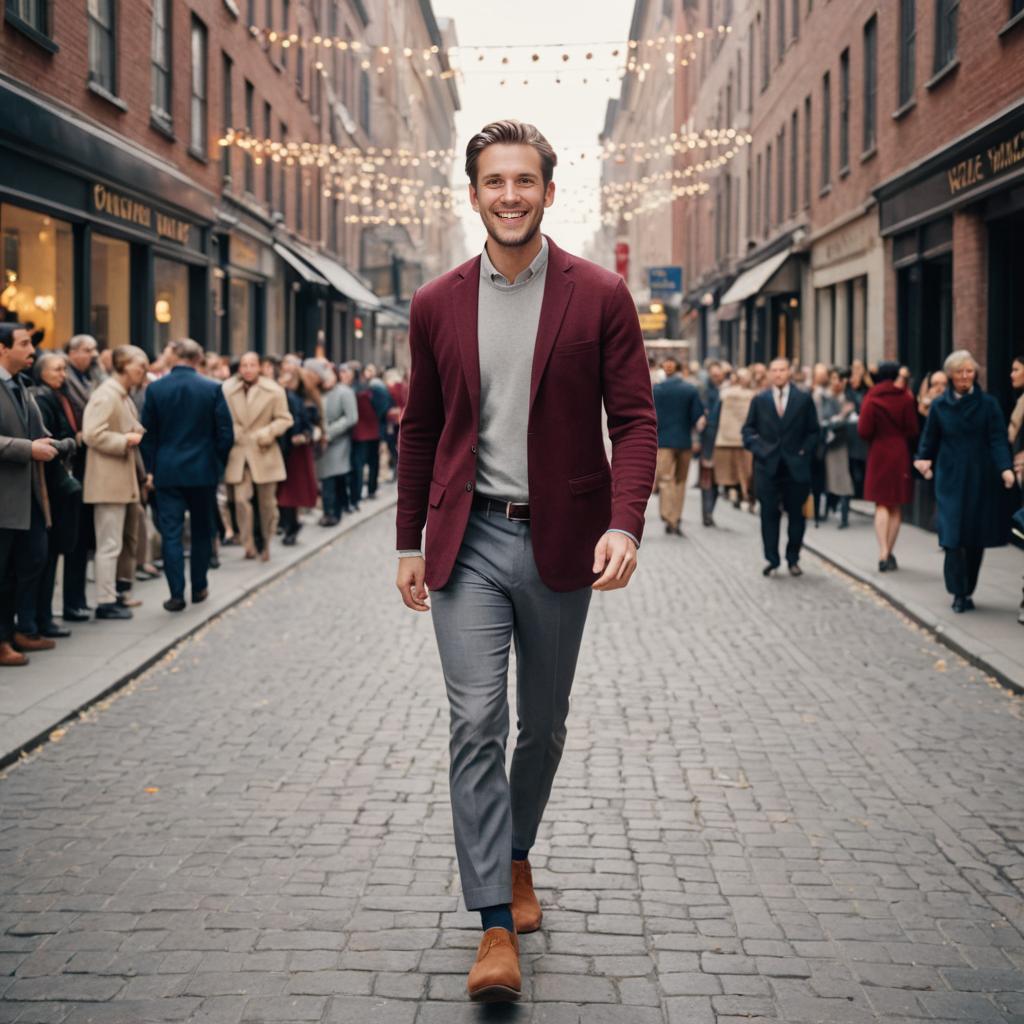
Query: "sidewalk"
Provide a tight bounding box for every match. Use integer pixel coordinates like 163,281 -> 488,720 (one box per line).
727,497 -> 1024,693
0,490 -> 398,768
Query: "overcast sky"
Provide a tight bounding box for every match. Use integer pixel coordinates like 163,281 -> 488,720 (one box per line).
433,0 -> 635,258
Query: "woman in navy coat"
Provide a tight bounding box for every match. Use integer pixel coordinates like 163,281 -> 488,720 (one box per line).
914,350 -> 1017,612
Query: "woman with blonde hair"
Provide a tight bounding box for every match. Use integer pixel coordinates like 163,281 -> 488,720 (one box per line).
914,350 -> 1016,612
82,345 -> 149,620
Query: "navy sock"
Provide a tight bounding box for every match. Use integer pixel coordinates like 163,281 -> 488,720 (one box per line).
480,903 -> 514,933
511,847 -> 530,862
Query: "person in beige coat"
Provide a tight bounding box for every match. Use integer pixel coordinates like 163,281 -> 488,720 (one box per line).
713,368 -> 757,512
223,351 -> 293,561
82,346 -> 149,620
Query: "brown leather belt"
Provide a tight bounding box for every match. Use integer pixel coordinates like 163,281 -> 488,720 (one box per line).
472,493 -> 531,521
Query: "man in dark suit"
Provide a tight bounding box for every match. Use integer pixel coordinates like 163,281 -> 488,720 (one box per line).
395,120 -> 657,1003
141,338 -> 233,612
742,357 -> 819,576
652,356 -> 704,535
0,324 -> 75,666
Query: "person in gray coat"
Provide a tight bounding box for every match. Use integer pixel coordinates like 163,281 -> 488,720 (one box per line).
313,362 -> 358,526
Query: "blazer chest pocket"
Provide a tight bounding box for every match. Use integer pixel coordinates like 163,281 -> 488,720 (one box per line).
555,339 -> 599,358
428,479 -> 447,508
569,467 -> 611,495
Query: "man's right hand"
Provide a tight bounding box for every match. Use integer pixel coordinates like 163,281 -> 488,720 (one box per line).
396,556 -> 429,612
30,438 -> 58,462
124,432 -> 143,449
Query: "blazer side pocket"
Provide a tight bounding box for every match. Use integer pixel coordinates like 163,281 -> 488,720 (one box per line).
428,479 -> 447,508
568,467 -> 611,495
555,339 -> 599,357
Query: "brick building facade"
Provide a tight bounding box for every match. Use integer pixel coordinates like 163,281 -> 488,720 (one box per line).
0,0 -> 461,364
600,0 -> 1024,413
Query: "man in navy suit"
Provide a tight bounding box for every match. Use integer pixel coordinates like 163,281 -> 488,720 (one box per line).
652,357 -> 705,535
742,358 -> 819,576
141,339 -> 233,611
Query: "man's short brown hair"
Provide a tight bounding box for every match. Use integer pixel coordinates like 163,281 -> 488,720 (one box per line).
464,120 -> 557,187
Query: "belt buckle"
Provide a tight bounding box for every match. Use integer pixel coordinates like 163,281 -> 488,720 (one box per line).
505,501 -> 528,522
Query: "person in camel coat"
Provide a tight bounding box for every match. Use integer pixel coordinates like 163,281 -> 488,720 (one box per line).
222,351 -> 292,561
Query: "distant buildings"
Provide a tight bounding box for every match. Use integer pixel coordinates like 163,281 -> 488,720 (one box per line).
0,0 -> 463,366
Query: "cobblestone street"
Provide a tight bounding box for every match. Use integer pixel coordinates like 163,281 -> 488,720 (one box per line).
2,498 -> 1023,1024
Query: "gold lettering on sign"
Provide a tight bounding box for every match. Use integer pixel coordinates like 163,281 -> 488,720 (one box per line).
947,155 -> 985,195
92,184 -> 191,244
987,130 -> 1024,175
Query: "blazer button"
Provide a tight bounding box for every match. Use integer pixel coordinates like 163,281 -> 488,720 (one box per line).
465,481 -> 473,491
470,444 -> 477,454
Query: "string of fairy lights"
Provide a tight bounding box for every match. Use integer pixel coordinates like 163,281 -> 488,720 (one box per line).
219,23 -> 745,227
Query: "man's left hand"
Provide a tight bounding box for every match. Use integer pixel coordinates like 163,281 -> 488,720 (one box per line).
592,532 -> 638,592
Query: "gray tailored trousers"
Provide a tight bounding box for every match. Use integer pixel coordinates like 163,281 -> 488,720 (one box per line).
430,507 -> 592,910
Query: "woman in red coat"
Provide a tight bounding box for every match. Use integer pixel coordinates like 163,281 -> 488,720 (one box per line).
858,361 -> 920,572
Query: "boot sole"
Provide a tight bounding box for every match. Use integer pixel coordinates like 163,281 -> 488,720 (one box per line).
469,985 -> 521,1003
513,917 -> 541,934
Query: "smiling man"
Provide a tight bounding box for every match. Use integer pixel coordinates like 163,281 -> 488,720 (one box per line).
395,120 -> 657,1002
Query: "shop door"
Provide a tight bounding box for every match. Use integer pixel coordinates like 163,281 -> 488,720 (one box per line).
988,210 -> 1024,416
898,256 -> 952,385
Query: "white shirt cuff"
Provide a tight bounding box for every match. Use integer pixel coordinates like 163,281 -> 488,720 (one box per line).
606,528 -> 640,547
397,549 -> 424,558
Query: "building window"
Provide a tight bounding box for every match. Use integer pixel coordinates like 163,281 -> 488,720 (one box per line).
150,0 -> 172,129
359,68 -> 371,133
803,95 -> 811,208
221,53 -> 233,182
90,234 -> 130,351
244,79 -> 255,193
746,165 -> 753,239
296,28 -> 305,95
263,102 -> 273,211
777,127 -> 785,223
755,154 -> 762,239
0,204 -> 73,350
863,15 -> 877,151
279,123 -> 287,219
6,0 -> 51,37
791,0 -> 799,40
898,0 -> 916,106
838,49 -> 849,172
747,23 -> 754,109
790,109 -> 798,216
821,72 -> 831,188
764,143 -> 772,236
934,0 -> 958,72
778,0 -> 786,61
87,0 -> 116,94
189,18 -> 208,157
761,10 -> 770,89
295,164 -> 303,231
281,0 -> 289,68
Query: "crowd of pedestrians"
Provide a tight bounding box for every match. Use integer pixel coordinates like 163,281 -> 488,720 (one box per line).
651,350 -> 1023,621
0,323 -> 406,668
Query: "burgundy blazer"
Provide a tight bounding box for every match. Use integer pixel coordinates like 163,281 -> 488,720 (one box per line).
396,236 -> 657,592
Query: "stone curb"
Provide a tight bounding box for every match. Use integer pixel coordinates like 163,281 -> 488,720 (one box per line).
803,536 -> 1024,698
0,492 -> 398,771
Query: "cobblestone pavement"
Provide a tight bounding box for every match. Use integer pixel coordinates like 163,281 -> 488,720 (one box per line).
2,497 -> 1023,1024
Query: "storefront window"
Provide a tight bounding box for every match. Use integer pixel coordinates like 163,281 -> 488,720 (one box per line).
229,276 -> 254,355
154,256 -> 189,349
90,234 -> 130,350
0,204 -> 73,350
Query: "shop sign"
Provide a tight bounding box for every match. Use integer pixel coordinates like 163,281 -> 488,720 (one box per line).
647,265 -> 683,296
878,106 -> 1024,234
91,183 -> 193,246
638,311 -> 667,333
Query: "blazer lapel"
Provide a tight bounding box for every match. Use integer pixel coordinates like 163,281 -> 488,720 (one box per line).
452,258 -> 481,432
0,381 -> 26,434
529,245 -> 574,413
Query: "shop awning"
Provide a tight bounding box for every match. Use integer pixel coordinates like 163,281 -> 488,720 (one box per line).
377,307 -> 409,328
289,241 -> 382,310
719,248 -> 792,306
274,243 -> 329,287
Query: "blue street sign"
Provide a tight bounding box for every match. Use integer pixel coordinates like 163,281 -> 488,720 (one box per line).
647,266 -> 683,296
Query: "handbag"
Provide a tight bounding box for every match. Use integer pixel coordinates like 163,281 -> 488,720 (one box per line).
49,460 -> 82,502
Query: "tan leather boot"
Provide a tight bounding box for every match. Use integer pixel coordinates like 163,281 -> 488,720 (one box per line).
13,632 -> 55,652
0,641 -> 28,667
512,859 -> 542,933
467,927 -> 520,1002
